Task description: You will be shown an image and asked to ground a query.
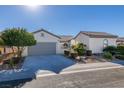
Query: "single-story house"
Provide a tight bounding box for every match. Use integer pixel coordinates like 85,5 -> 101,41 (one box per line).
116,37 -> 124,46
22,29 -> 73,56
73,31 -> 118,54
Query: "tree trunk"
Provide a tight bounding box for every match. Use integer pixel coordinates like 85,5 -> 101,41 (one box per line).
11,46 -> 15,57
17,46 -> 22,58
17,46 -> 20,58
3,47 -> 6,54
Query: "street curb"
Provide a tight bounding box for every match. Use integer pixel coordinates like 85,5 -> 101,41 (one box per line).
36,65 -> 124,78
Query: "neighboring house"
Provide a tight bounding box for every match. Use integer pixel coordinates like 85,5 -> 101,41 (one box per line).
23,29 -> 73,56
59,35 -> 73,53
73,31 -> 118,54
116,37 -> 124,46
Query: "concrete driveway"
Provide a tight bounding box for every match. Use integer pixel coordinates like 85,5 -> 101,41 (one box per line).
0,55 -> 75,82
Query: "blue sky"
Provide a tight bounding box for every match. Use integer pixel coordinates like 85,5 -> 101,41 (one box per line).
0,5 -> 124,37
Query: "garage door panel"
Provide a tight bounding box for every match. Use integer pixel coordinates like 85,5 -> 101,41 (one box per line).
28,42 -> 56,56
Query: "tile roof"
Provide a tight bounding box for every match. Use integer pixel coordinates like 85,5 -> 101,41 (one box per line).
59,35 -> 73,42
32,28 -> 61,39
79,31 -> 118,38
117,37 -> 124,42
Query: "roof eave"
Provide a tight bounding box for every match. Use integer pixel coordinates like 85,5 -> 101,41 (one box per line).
32,28 -> 61,39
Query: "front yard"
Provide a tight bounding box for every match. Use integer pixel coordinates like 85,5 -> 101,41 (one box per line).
0,53 -> 123,87
63,43 -> 124,64
0,53 -> 25,71
0,27 -> 36,71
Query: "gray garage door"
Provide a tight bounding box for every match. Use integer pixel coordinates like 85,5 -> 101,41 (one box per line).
28,42 -> 56,56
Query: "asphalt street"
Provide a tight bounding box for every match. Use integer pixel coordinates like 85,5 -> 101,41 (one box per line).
22,67 -> 124,88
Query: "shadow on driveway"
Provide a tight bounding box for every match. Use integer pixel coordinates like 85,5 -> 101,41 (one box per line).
0,78 -> 33,88
112,59 -> 124,65
23,55 -> 75,74
0,55 -> 75,88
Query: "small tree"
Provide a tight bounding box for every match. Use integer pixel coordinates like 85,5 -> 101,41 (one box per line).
1,27 -> 36,58
0,38 -> 5,45
103,52 -> 113,60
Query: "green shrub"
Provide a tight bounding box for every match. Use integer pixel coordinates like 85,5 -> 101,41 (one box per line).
103,52 -> 113,60
73,43 -> 85,56
103,46 -> 117,55
115,54 -> 124,60
117,46 -> 124,55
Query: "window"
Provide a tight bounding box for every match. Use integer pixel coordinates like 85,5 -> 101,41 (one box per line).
41,33 -> 44,37
103,39 -> 108,48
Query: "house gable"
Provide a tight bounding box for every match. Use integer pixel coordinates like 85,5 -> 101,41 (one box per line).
32,29 -> 61,42
80,31 -> 118,38
74,32 -> 90,49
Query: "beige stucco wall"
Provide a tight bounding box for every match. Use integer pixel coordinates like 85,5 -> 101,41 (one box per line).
57,42 -> 69,54
22,47 -> 28,56
74,33 -> 90,49
89,38 -> 117,53
22,31 -> 61,56
73,33 -> 117,54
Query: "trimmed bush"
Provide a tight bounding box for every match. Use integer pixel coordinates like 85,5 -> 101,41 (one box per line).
117,46 -> 124,55
115,54 -> 124,60
103,46 -> 117,55
103,52 -> 113,60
